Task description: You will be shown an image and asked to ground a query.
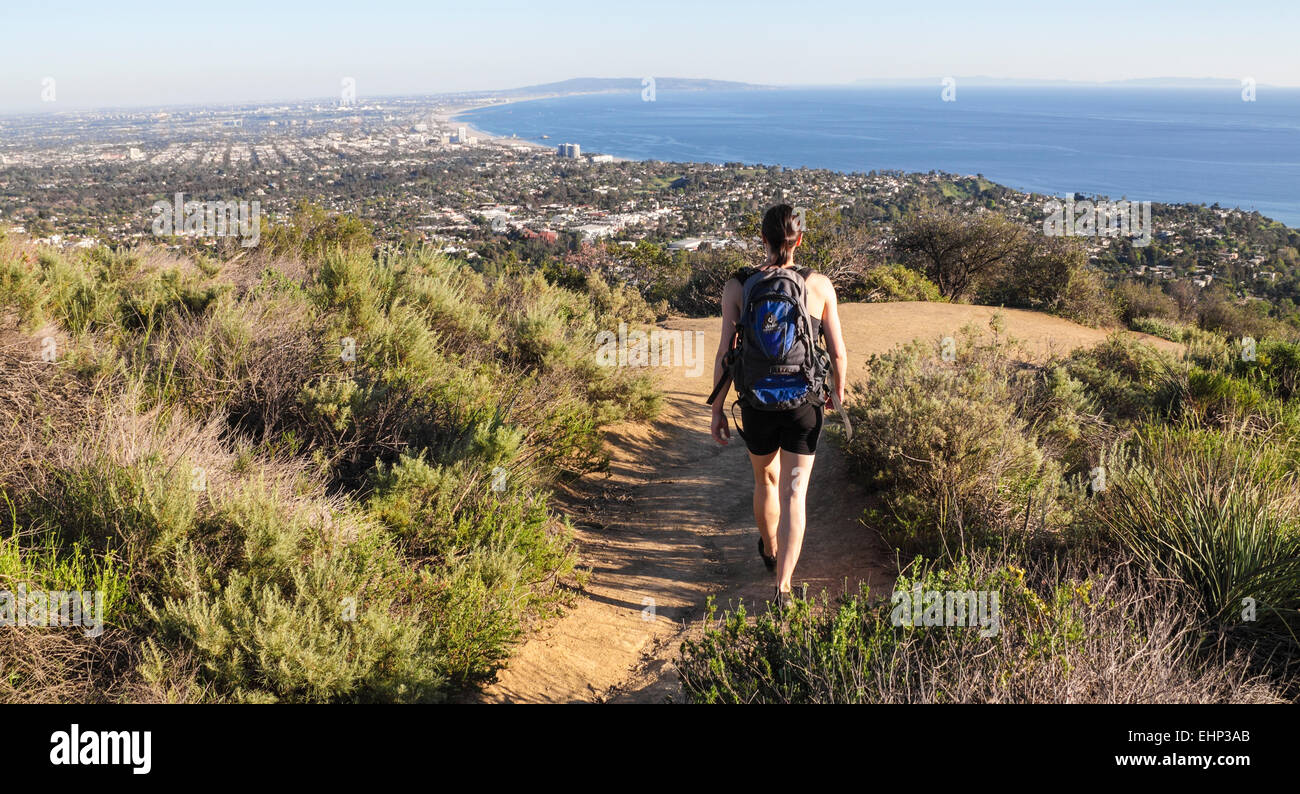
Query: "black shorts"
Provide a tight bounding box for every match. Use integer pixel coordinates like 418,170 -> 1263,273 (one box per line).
739,402 -> 823,456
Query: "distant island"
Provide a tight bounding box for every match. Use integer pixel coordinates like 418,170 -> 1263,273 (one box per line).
851,76 -> 1276,88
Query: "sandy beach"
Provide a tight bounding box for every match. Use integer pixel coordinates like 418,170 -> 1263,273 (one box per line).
445,93 -> 632,161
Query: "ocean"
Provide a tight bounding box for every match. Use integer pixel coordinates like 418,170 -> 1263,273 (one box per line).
459,86 -> 1300,228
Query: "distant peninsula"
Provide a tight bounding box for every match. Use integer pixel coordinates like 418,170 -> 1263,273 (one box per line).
494,77 -> 770,96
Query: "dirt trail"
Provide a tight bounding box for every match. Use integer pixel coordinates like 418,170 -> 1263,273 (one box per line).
476,302 -> 1179,703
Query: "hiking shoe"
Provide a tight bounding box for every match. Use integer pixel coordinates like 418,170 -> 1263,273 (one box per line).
757,537 -> 777,570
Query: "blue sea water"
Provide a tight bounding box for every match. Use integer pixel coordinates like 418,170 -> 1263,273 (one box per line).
459,86 -> 1300,228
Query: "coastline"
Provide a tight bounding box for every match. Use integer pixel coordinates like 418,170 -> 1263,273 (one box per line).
446,91 -> 638,161
441,88 -> 1300,228
441,95 -> 556,152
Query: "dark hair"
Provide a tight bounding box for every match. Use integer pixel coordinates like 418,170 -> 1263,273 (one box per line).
761,203 -> 801,265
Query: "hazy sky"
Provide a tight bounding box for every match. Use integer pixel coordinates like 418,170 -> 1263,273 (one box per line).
3,0 -> 1298,111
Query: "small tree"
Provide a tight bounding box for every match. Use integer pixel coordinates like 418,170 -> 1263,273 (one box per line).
894,208 -> 1025,301
1113,280 -> 1179,325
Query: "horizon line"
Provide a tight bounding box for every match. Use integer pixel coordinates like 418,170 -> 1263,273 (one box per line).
3,75 -> 1296,117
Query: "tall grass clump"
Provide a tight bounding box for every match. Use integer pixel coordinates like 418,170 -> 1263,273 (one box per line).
1092,424 -> 1300,651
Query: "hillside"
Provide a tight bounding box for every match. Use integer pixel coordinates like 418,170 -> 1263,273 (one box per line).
0,236 -> 660,703
3,226 -> 1293,704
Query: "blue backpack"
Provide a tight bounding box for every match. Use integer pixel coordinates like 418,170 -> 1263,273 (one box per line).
714,266 -> 829,411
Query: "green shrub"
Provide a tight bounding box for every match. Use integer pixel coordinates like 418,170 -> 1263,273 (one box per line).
39,454 -> 200,573
844,325 -> 1066,554
1130,315 -> 1189,342
1183,367 -> 1265,421
1197,287 -> 1289,342
367,453 -> 563,566
145,489 -> 448,703
1113,281 -> 1179,325
259,200 -> 375,261
0,232 -> 661,702
1128,315 -> 1235,370
1055,261 -> 1117,327
855,264 -> 943,302
1063,334 -> 1180,422
677,555 -> 1275,703
1248,339 -> 1300,400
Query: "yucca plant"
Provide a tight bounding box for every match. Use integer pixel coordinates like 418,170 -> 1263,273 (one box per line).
1093,423 -> 1300,647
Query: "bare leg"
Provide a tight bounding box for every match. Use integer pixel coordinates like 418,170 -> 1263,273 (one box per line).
776,450 -> 815,593
749,450 -> 780,557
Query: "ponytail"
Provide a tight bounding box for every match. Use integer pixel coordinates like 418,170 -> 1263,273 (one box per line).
761,203 -> 800,265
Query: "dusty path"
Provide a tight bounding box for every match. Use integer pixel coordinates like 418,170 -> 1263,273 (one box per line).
476,302 -> 1178,703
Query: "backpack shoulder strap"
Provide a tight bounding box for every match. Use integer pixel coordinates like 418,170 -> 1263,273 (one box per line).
789,268 -> 821,354
795,270 -> 826,337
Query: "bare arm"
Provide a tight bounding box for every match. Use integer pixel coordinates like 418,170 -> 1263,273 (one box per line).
817,275 -> 849,408
710,278 -> 742,444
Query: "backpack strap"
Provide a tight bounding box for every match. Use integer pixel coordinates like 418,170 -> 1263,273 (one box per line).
730,401 -> 748,442
731,266 -> 756,285
708,268 -> 754,406
705,370 -> 731,406
791,267 -> 818,358
789,268 -> 827,397
793,267 -> 825,342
